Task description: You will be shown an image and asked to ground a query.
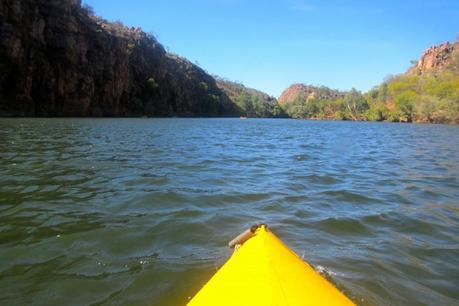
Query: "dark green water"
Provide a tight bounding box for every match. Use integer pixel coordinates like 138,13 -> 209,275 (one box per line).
0,118 -> 458,306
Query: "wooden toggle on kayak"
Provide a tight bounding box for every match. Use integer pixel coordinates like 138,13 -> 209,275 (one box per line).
188,224 -> 355,306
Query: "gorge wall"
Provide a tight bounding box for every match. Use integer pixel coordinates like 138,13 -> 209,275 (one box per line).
0,0 -> 239,116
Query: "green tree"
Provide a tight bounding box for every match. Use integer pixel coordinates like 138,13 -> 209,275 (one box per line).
394,90 -> 417,122
415,95 -> 437,123
364,103 -> 388,121
343,89 -> 369,120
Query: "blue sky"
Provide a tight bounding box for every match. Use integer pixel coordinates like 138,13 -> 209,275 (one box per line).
83,0 -> 459,97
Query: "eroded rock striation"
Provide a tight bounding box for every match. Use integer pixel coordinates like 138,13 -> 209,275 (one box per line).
0,0 -> 239,116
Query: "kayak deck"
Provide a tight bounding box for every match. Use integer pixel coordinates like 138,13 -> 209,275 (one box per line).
188,225 -> 354,306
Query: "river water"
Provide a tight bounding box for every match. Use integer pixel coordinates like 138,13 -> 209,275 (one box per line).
0,118 -> 458,305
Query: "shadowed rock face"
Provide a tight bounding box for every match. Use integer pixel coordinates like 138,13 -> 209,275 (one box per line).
0,0 -> 239,116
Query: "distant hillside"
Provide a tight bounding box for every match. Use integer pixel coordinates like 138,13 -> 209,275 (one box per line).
279,39 -> 459,124
0,0 -> 238,116
278,84 -> 360,120
216,77 -> 285,117
278,84 -> 345,105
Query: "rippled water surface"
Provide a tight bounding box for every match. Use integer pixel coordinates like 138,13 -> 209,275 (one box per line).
0,118 -> 458,306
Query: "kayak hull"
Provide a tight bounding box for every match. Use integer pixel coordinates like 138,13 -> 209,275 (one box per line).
188,225 -> 354,306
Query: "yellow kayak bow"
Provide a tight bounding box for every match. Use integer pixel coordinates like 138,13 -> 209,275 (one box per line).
188,224 -> 355,306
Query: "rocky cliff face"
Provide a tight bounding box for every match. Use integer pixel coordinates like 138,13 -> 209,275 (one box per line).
279,84 -> 315,105
278,83 -> 345,105
407,41 -> 459,75
0,0 -> 238,116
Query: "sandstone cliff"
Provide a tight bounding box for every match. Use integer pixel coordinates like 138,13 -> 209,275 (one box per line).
278,84 -> 345,105
0,0 -> 239,116
407,41 -> 459,75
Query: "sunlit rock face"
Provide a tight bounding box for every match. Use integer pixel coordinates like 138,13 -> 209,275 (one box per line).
278,84 -> 345,105
407,41 -> 459,76
0,0 -> 238,117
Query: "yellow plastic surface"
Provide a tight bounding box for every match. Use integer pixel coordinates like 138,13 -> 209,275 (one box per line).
188,225 -> 355,306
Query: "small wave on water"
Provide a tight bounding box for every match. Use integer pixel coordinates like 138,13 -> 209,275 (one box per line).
0,118 -> 458,305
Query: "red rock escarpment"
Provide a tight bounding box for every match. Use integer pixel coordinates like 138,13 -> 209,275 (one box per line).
278,84 -> 345,105
278,84 -> 316,105
407,41 -> 459,75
